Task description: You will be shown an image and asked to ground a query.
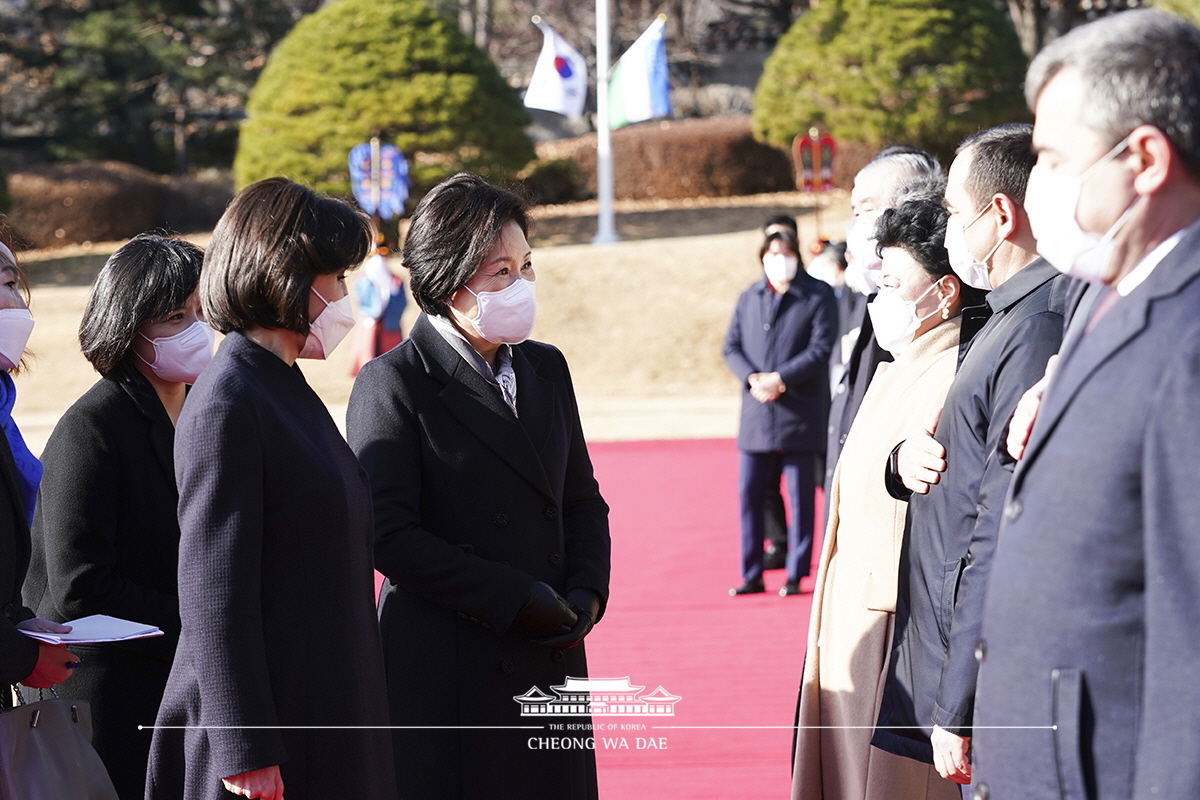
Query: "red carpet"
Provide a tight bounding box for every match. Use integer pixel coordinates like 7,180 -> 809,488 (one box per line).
584,439 -> 821,799
372,438 -> 820,798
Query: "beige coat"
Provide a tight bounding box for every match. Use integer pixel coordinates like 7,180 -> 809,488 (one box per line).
792,318 -> 963,800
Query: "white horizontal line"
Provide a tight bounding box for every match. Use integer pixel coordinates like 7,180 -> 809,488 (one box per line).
651,726 -> 1058,730
139,725 -> 545,731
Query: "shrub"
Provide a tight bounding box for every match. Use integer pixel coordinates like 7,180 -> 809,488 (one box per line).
517,159 -> 590,205
234,0 -> 535,199
537,116 -> 796,201
753,0 -> 1029,161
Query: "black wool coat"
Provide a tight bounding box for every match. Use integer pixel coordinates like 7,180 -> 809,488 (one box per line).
147,332 -> 395,800
0,420 -> 38,698
347,314 -> 611,800
873,261 -> 1070,763
972,222 -> 1200,800
23,372 -> 182,800
723,273 -> 839,454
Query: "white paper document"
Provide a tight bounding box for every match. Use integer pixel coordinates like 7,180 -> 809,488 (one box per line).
20,614 -> 164,644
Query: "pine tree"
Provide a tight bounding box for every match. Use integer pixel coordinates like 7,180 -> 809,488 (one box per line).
752,0 -> 1028,160
234,0 -> 534,199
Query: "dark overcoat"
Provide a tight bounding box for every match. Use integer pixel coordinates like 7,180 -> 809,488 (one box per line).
0,391 -> 38,697
872,261 -> 1069,763
22,373 -> 181,799
972,222 -> 1200,800
823,296 -> 893,493
723,273 -> 838,454
146,332 -> 395,800
346,314 -> 611,800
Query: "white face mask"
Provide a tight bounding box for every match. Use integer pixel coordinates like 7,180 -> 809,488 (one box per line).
0,308 -> 33,372
845,218 -> 882,295
1024,137 -> 1139,284
762,253 -> 799,285
137,320 -> 214,383
867,279 -> 944,356
466,278 -> 537,344
945,205 -> 1001,291
298,287 -> 355,359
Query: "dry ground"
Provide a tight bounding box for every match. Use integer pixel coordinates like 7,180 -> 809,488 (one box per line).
11,190 -> 851,454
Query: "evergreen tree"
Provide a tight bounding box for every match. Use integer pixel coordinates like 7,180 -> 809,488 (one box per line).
752,0 -> 1028,160
235,0 -> 534,198
0,0 -> 320,171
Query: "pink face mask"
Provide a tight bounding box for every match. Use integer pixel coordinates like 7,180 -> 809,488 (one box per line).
138,320 -> 214,383
465,278 -> 537,344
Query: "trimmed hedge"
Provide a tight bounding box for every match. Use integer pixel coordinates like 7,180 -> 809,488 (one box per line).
6,162 -> 231,249
537,116 -> 799,201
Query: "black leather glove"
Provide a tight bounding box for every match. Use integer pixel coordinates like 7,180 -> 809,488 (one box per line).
535,589 -> 601,649
514,581 -> 577,637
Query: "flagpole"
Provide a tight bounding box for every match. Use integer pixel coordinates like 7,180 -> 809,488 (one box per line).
593,0 -> 619,244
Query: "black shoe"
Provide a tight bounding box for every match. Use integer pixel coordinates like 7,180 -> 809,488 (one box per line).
763,545 -> 786,571
779,581 -> 801,596
729,578 -> 765,596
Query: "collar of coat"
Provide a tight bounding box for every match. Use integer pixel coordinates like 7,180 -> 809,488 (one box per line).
409,314 -> 558,502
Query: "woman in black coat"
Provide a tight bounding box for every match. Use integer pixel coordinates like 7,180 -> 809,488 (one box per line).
146,179 -> 395,800
0,230 -> 77,702
22,235 -> 208,799
347,173 -> 611,799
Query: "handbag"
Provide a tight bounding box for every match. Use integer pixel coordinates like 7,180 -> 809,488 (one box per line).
0,687 -> 118,800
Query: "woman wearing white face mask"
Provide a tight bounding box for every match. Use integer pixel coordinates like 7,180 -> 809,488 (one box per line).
22,235 -> 208,800
146,179 -> 396,800
347,173 -> 610,800
793,199 -> 985,800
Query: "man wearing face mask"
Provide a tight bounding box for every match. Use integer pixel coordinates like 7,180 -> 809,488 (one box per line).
825,148 -> 942,525
967,11 -> 1200,800
869,124 -> 1071,792
724,228 -> 837,596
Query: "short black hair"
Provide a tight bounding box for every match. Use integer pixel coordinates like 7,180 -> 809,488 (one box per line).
762,214 -> 797,235
404,173 -> 530,317
758,228 -> 800,262
956,123 -> 1036,209
875,199 -> 988,307
201,177 -> 371,335
79,235 -> 204,378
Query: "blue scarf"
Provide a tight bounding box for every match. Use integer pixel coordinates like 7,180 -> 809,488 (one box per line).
0,371 -> 41,527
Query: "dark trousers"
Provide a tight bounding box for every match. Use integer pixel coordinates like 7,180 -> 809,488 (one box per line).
738,450 -> 815,583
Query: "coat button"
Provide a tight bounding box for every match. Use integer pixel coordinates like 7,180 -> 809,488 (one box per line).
2,603 -> 13,618
974,639 -> 987,662
1004,499 -> 1022,523
551,649 -> 566,664
972,783 -> 989,800
763,323 -> 770,331
543,504 -> 559,521
547,553 -> 562,567
501,660 -> 515,675
493,512 -> 508,527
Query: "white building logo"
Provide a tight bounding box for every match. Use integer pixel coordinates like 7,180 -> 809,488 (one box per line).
513,676 -> 681,717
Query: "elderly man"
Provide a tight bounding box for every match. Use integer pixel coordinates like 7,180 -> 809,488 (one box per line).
869,124 -> 1071,790
971,10 -> 1200,800
824,148 -> 942,511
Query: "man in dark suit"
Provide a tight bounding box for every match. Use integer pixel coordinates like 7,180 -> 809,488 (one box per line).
724,228 -> 838,596
871,124 -> 1070,788
970,11 -> 1200,800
